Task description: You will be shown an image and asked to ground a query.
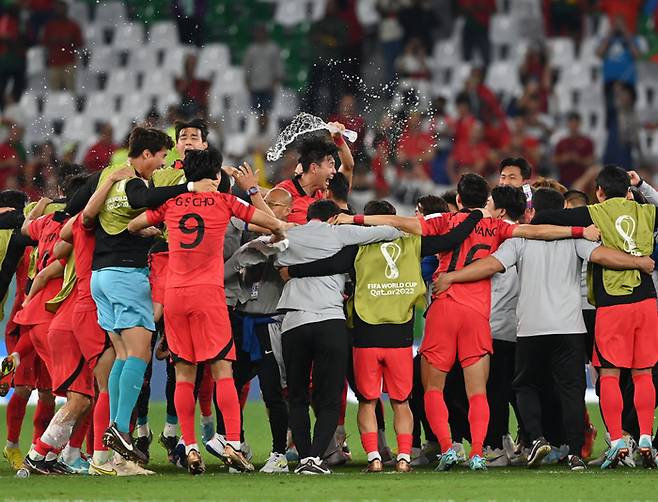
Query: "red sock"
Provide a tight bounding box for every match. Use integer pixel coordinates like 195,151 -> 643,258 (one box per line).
34,437 -> 55,457
397,433 -> 413,456
360,431 -> 378,455
69,411 -> 91,449
175,381 -> 197,446
93,392 -> 109,452
7,393 -> 28,444
239,380 -> 250,411
32,398 -> 55,444
338,382 -> 348,426
633,373 -> 656,437
468,394 -> 489,458
599,374 -> 623,441
424,390 -> 452,452
216,378 -> 241,442
197,370 -> 214,417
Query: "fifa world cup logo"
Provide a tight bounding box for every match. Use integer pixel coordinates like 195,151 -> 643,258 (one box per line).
615,215 -> 641,256
380,242 -> 402,279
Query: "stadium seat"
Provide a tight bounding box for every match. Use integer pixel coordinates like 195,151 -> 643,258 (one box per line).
155,92 -> 180,115
119,93 -> 153,120
310,0 -> 327,21
579,37 -> 600,63
26,47 -> 45,76
223,132 -> 249,158
84,24 -> 111,47
142,69 -> 176,95
62,114 -> 93,142
433,40 -> 460,68
485,61 -> 521,95
637,82 -> 658,110
148,22 -> 180,48
105,69 -> 138,95
548,37 -> 575,68
162,46 -> 197,75
275,0 -> 308,27
272,88 -> 299,120
197,44 -> 231,79
43,92 -> 76,120
14,92 -> 40,119
356,0 -> 379,27
88,47 -> 119,73
490,15 -> 520,46
113,23 -> 146,50
95,1 -> 126,25
215,67 -> 246,97
84,92 -> 117,120
69,1 -> 90,24
128,47 -> 160,72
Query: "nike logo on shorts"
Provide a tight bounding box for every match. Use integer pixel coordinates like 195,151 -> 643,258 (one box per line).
264,350 -> 273,355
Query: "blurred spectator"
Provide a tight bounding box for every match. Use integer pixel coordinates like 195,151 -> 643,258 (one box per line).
337,0 -> 364,96
598,15 -> 640,121
330,94 -> 366,164
304,0 -> 348,117
398,0 -> 439,55
544,0 -> 586,43
243,25 -> 283,115
501,117 -> 541,168
448,121 -> 493,182
599,0 -> 643,34
509,79 -> 550,116
397,111 -> 435,180
453,92 -> 477,146
247,114 -> 277,187
603,82 -> 641,169
376,0 -> 403,85
0,121 -> 20,189
26,0 -> 54,41
175,53 -> 210,118
171,0 -> 206,48
463,67 -> 505,126
458,0 -> 496,69
395,38 -> 432,84
553,111 -> 594,187
370,132 -> 391,197
522,96 -> 554,146
83,122 -> 117,172
41,0 -> 83,91
427,96 -> 455,185
0,4 -> 29,112
18,141 -> 57,199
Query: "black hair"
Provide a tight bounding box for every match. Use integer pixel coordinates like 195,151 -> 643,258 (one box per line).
175,118 -> 209,142
457,173 -> 489,209
499,157 -> 532,180
298,135 -> 338,173
306,199 -> 341,222
595,165 -> 630,199
566,111 -> 582,122
183,147 -> 223,182
441,190 -> 457,208
564,189 -> 589,207
491,185 -> 526,222
364,200 -> 396,216
128,127 -> 175,158
62,174 -> 89,200
0,189 -> 28,210
532,188 -> 565,214
416,195 -> 448,215
219,168 -> 231,193
455,92 -> 471,108
629,186 -> 648,204
327,172 -> 349,203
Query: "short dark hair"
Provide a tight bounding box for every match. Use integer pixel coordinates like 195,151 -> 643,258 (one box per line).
219,168 -> 231,193
416,195 -> 448,215
298,135 -> 338,173
595,165 -> 630,199
175,118 -> 209,142
0,189 -> 28,210
532,188 -> 565,214
128,127 -> 174,158
441,190 -> 457,208
364,200 -> 396,215
457,173 -> 489,209
564,189 -> 589,207
327,172 -> 349,203
306,199 -> 341,222
62,174 -> 89,200
499,157 -> 532,180
491,185 -> 526,221
455,92 -> 470,108
566,111 -> 582,122
183,147 -> 223,182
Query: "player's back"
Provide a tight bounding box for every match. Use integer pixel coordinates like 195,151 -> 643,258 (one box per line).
71,216 -> 96,306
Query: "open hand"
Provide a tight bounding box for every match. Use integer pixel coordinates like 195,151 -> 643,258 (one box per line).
583,224 -> 601,242
432,273 -> 452,296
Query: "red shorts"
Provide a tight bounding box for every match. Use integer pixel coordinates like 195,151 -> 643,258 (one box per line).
592,299 -> 658,369
48,328 -> 94,398
6,326 -> 50,389
353,346 -> 413,401
72,307 -> 110,370
420,297 -> 492,373
164,285 -> 235,364
149,252 -> 168,305
26,322 -> 54,383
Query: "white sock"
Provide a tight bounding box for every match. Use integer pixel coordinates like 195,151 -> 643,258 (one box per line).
206,434 -> 225,452
185,443 -> 199,455
397,453 -> 411,462
163,422 -> 178,438
136,423 -> 150,438
61,445 -> 80,465
227,440 -> 241,450
45,451 -> 58,462
93,450 -> 111,465
611,437 -> 625,448
28,448 -> 44,461
6,441 -> 19,448
640,434 -> 652,445
200,415 -> 213,425
367,451 -> 382,462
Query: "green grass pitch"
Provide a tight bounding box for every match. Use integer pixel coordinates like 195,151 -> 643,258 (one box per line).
1,401 -> 657,501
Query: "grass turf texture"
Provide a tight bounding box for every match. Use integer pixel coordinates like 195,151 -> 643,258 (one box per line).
1,402 -> 657,501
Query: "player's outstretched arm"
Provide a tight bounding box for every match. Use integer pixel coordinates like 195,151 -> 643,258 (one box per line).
286,245 -> 358,279
127,212 -> 152,234
433,256 -> 505,295
513,224 -> 600,242
629,170 -> 658,208
589,246 -> 655,274
332,213 -> 423,235
20,197 -> 52,236
250,208 -> 287,241
421,211 -> 483,256
22,259 -> 64,307
53,240 -> 73,260
82,167 -> 133,227
330,122 -> 355,188
227,162 -> 276,217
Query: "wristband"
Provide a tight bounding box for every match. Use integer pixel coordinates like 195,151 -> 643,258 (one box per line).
334,134 -> 345,146
246,186 -> 259,196
637,178 -> 644,188
187,181 -> 194,192
571,226 -> 584,238
353,214 -> 364,225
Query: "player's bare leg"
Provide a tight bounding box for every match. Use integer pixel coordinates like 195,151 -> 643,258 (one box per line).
209,359 -> 254,472
357,399 -> 383,472
391,399 -> 413,472
462,355 -> 490,470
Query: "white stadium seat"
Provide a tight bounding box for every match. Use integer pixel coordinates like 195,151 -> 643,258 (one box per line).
128,47 -> 160,72
26,47 -> 45,76
88,47 -> 119,73
106,69 -> 138,95
196,44 -> 231,79
548,37 -> 575,68
113,23 -> 146,50
142,69 -> 176,95
95,1 -> 126,25
84,92 -> 117,120
162,46 -> 197,75
148,22 -> 180,49
43,92 -> 76,120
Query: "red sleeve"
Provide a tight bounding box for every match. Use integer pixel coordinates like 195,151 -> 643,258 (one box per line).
555,139 -> 566,155
498,220 -> 518,242
225,194 -> 256,223
145,203 -> 167,226
27,216 -> 46,241
419,213 -> 448,236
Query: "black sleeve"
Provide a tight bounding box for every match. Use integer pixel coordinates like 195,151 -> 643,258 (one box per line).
420,210 -> 483,257
15,232 -> 36,247
288,245 -> 358,278
125,178 -> 188,209
530,206 -> 593,226
0,210 -> 24,229
64,172 -> 100,216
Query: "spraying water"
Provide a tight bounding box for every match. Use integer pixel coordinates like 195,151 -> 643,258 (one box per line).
266,113 -> 358,162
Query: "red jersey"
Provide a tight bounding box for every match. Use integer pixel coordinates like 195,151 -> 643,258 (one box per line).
71,216 -> 96,311
420,211 -> 516,319
5,247 -> 31,336
275,176 -> 324,225
145,192 -> 255,289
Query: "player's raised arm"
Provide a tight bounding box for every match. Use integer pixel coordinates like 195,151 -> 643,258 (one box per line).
20,197 -> 52,236
329,122 -> 355,188
227,162 -> 276,218
82,166 -> 133,227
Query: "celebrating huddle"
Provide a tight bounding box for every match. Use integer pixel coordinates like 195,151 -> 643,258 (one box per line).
1,118 -> 657,477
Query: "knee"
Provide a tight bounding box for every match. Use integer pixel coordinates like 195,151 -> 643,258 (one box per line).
37,390 -> 55,404
14,385 -> 32,399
